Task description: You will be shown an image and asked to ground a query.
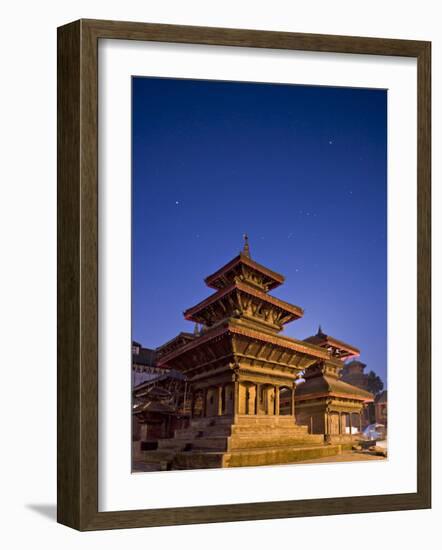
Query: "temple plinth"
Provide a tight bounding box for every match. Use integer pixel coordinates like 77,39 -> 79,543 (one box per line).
141,242 -> 358,469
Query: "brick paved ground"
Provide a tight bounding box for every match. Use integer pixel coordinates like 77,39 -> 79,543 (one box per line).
295,450 -> 386,463
132,450 -> 386,472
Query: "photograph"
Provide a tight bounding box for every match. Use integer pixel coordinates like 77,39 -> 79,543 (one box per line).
131,76 -> 388,472
0,0 -> 433,539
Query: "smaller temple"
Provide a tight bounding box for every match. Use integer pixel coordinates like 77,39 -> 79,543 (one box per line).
295,327 -> 374,446
132,369 -> 188,459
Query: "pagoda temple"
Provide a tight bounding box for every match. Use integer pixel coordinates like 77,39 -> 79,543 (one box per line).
137,238 -> 373,470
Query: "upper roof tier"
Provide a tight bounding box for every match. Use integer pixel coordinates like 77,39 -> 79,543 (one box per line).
204,252 -> 285,292
303,326 -> 360,360
184,280 -> 303,331
185,237 -> 302,331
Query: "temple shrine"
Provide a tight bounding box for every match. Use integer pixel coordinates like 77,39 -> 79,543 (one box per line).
296,327 -> 373,444
137,237 -> 373,470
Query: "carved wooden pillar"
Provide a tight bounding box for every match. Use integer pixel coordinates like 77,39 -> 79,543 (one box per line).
255,384 -> 261,415
217,385 -> 223,416
274,386 -> 280,416
233,379 -> 240,420
359,411 -> 362,432
228,383 -> 234,416
245,386 -> 251,415
291,385 -> 295,417
349,412 -> 353,435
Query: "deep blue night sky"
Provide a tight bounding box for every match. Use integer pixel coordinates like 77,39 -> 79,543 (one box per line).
132,77 -> 387,385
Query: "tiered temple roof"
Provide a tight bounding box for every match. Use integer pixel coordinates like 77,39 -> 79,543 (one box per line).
156,237 -> 318,373
183,236 -> 303,335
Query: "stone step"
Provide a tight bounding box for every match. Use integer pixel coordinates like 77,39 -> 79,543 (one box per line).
157,439 -> 187,451
187,417 -> 233,429
158,437 -> 228,452
234,415 -> 298,428
173,451 -> 226,470
158,436 -> 229,452
230,426 -> 309,436
174,423 -> 311,440
174,427 -> 231,439
228,434 -> 324,450
139,450 -> 175,468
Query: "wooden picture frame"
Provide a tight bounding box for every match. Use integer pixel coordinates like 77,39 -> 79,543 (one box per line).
57,18 -> 431,531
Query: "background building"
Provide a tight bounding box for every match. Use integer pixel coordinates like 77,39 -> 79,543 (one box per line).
341,359 -> 386,427
374,390 -> 388,427
341,360 -> 370,390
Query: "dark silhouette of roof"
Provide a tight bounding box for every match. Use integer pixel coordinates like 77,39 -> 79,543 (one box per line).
133,369 -> 186,394
132,344 -> 156,367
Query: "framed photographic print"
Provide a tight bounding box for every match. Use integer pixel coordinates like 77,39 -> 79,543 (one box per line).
57,19 -> 431,530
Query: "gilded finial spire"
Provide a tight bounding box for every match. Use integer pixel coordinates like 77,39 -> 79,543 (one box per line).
318,324 -> 324,335
242,233 -> 251,258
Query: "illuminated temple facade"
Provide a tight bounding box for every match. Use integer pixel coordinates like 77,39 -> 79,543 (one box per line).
138,239 -> 373,469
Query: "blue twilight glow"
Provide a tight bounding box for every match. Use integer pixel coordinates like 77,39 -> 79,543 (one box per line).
132,77 -> 387,385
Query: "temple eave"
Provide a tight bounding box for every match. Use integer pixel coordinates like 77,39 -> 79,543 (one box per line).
156,320 -> 331,370
183,281 -> 304,322
295,391 -> 374,403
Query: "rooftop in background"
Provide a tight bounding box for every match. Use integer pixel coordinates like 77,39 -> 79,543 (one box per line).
132,341 -> 167,388
155,332 -> 196,360
342,360 -> 367,374
132,342 -> 156,367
